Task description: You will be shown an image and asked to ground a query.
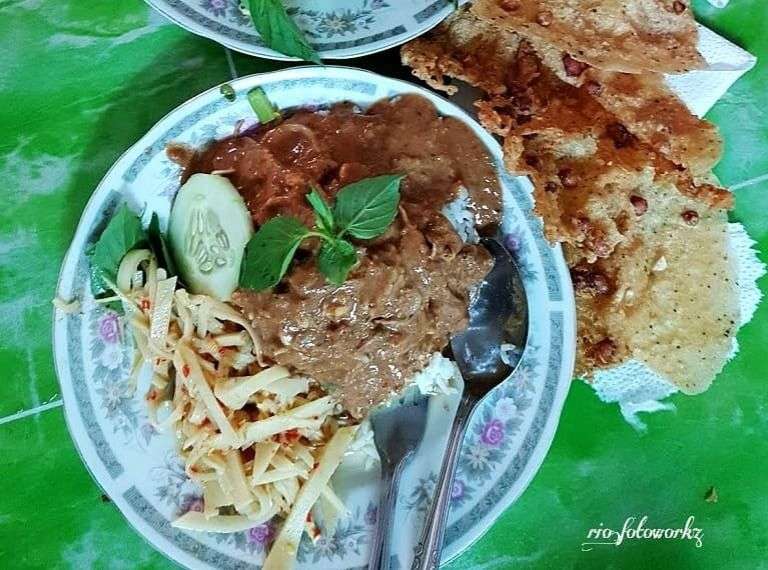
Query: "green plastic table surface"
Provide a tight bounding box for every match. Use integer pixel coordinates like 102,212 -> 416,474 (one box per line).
0,1 -> 766,568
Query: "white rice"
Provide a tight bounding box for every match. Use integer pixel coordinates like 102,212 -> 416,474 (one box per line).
413,352 -> 461,396
442,187 -> 480,244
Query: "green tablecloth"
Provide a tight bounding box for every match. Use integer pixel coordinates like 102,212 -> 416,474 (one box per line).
0,1 -> 766,567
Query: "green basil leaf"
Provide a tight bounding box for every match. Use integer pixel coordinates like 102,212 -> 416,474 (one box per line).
306,187 -> 334,235
317,239 -> 357,285
247,0 -> 321,64
148,213 -> 177,279
247,87 -> 281,124
240,216 -> 310,291
333,174 -> 404,240
88,204 -> 147,293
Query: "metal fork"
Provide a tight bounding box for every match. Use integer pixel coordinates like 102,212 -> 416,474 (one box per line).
368,389 -> 430,570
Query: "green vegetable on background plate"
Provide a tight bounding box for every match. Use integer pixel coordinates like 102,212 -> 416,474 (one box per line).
246,0 -> 321,64
240,174 -> 405,291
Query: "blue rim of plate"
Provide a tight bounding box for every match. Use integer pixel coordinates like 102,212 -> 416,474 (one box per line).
144,0 -> 461,60
53,66 -> 576,569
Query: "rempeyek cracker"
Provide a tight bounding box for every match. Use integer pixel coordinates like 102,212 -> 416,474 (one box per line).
400,7 -> 739,392
402,8 -> 721,178
569,184 -> 738,394
472,0 -> 705,74
518,34 -> 722,177
402,9 -> 521,96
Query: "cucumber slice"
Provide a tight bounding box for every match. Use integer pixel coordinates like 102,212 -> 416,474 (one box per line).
169,173 -> 253,301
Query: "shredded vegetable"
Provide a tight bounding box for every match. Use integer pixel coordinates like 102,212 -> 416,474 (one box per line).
113,248 -> 357,569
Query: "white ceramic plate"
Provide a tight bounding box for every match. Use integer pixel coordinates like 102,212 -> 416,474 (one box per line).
145,0 -> 458,60
53,66 -> 576,569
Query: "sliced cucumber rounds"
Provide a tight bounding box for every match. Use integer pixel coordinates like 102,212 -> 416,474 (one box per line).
169,173 -> 253,301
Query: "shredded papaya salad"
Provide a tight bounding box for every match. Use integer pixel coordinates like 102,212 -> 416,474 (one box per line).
85,170 -> 361,569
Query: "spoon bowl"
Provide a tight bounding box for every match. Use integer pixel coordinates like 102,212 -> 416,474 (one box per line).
450,236 -> 528,392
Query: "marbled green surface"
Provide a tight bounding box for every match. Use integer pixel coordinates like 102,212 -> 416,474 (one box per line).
0,0 -> 767,568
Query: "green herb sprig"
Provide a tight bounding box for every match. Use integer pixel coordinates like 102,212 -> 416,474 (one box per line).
87,206 -> 177,308
247,0 -> 321,64
240,174 -> 404,290
87,204 -> 148,295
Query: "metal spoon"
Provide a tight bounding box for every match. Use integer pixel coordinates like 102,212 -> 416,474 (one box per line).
410,236 -> 529,570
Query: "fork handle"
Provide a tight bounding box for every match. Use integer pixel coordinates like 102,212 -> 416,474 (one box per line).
411,392 -> 475,570
369,455 -> 409,570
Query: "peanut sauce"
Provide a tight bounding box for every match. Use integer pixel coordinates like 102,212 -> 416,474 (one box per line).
181,94 -> 502,416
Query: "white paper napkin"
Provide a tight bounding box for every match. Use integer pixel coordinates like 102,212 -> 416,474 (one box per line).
666,25 -> 756,117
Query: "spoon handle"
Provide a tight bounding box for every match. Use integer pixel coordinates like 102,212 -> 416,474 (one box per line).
369,456 -> 409,570
411,392 -> 475,570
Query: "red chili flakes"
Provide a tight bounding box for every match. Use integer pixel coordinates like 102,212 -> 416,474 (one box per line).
240,446 -> 255,463
276,429 -> 300,444
286,429 -> 300,442
140,298 -> 151,311
182,364 -> 190,378
562,54 -> 589,77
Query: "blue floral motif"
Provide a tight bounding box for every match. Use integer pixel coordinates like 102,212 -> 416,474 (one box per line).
151,453 -> 202,515
200,0 -> 228,17
364,501 -> 378,526
503,227 -> 538,284
88,307 -> 140,437
450,478 -> 474,509
405,472 -> 437,517
456,346 -> 542,484
229,1 -> 392,40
